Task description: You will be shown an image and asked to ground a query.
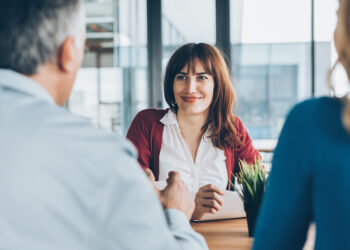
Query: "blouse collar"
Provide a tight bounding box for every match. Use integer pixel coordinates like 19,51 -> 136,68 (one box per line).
159,109 -> 212,139
159,109 -> 178,126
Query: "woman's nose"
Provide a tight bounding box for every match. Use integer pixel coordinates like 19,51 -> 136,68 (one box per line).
186,78 -> 197,92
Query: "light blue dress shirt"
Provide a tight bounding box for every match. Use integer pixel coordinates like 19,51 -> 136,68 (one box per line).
0,69 -> 208,250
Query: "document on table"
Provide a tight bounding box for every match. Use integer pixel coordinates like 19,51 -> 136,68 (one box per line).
199,190 -> 246,221
154,181 -> 246,221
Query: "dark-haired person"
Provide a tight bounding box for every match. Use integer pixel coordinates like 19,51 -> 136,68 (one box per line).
127,43 -> 260,220
0,1 -> 208,249
253,0 -> 350,249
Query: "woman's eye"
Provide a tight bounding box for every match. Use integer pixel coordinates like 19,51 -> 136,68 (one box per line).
176,75 -> 187,80
198,75 -> 208,80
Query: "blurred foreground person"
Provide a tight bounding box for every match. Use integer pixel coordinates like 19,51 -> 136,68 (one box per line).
0,1 -> 207,249
253,0 -> 350,249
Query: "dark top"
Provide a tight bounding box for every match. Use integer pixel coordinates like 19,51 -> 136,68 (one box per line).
253,97 -> 350,250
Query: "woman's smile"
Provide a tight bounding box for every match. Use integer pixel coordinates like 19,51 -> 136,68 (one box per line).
173,61 -> 214,115
181,96 -> 202,103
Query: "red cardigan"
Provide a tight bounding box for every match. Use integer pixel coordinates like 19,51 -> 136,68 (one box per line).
127,109 -> 260,184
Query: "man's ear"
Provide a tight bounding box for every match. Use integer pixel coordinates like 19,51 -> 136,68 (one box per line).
57,36 -> 78,73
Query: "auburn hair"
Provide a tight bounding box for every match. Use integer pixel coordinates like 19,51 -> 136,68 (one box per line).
164,43 -> 241,149
329,0 -> 350,133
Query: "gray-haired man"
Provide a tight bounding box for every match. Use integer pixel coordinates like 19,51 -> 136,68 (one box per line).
0,0 -> 208,249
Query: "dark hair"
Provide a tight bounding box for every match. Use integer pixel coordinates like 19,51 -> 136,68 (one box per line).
164,43 -> 241,149
0,0 -> 83,75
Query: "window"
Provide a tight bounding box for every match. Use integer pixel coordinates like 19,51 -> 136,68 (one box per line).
68,0 -> 344,141
162,0 -> 216,65
69,0 -> 148,134
315,0 -> 349,96
231,0 -> 313,139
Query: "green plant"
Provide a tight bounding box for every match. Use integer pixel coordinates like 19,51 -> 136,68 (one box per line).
233,158 -> 268,237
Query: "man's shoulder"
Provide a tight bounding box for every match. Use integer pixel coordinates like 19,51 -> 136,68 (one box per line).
33,104 -> 137,160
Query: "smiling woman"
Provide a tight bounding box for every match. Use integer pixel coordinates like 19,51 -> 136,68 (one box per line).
127,43 -> 260,220
173,62 -> 214,118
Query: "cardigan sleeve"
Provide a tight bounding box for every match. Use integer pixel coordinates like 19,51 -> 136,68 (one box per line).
126,110 -> 152,169
234,116 -> 261,172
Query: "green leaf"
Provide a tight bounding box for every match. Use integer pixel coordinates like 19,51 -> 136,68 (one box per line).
233,158 -> 268,212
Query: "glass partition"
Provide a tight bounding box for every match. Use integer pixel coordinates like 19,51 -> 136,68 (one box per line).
231,0 -> 313,139
69,0 -> 148,134
162,0 -> 216,66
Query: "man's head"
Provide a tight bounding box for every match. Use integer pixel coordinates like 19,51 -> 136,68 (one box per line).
0,0 -> 86,105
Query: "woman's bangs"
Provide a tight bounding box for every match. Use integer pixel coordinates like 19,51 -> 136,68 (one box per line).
186,54 -> 214,76
173,45 -> 214,76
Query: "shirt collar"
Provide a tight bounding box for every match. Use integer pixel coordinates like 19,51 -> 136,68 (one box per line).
0,69 -> 55,104
159,109 -> 212,138
160,109 -> 179,126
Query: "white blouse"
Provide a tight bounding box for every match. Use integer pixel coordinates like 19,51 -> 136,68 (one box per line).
159,110 -> 228,195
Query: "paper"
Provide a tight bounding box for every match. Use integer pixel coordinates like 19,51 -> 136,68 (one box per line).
198,190 -> 246,221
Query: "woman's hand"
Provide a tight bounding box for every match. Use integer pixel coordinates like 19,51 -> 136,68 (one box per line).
191,184 -> 224,220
